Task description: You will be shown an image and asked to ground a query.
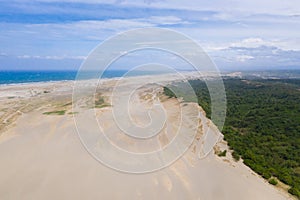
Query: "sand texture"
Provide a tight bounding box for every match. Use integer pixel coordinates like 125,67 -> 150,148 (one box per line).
0,73 -> 294,200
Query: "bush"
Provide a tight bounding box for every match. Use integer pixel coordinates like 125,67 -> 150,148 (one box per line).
218,150 -> 227,157
288,187 -> 300,198
268,178 -> 278,186
43,110 -> 66,115
163,87 -> 176,98
262,172 -> 272,179
232,151 -> 240,161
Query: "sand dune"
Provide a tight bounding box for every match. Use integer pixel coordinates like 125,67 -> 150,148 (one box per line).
0,74 -> 293,200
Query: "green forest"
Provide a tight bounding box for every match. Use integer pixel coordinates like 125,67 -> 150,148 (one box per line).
164,78 -> 300,198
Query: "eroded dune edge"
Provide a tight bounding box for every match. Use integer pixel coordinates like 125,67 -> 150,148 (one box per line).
0,73 -> 294,200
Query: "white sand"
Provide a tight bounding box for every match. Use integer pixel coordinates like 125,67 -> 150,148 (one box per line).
0,73 -> 294,200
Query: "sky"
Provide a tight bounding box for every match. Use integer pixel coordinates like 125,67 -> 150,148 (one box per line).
0,0 -> 300,71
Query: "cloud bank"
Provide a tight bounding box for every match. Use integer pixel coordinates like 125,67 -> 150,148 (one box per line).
0,0 -> 299,70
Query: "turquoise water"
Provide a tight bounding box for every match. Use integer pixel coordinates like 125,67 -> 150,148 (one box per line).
0,70 -> 167,85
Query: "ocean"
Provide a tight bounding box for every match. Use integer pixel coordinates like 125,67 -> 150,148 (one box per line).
0,70 -> 167,85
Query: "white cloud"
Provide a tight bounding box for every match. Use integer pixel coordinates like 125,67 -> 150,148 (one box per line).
1,1 -> 299,70
24,16 -> 186,33
11,16 -> 188,44
230,38 -> 271,49
9,0 -> 300,16
202,38 -> 300,54
26,19 -> 153,31
17,55 -> 86,60
147,16 -> 188,25
0,52 -> 8,57
236,55 -> 254,62
229,38 -> 300,51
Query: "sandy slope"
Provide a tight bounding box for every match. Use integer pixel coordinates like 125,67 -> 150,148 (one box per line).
0,74 -> 294,200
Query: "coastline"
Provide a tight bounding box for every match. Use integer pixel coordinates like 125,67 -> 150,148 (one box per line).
0,70 -> 195,86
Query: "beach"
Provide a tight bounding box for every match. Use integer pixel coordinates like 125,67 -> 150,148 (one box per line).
0,73 -> 294,200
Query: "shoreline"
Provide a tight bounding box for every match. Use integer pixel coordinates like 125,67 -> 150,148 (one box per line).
0,69 -> 227,87
0,70 -> 187,87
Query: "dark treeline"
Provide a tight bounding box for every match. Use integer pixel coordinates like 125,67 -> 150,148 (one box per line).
164,78 -> 300,198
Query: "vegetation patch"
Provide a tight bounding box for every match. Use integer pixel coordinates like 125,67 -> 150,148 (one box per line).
232,151 -> 241,161
68,112 -> 78,115
63,102 -> 72,107
163,87 -> 176,98
94,96 -> 110,109
269,178 -> 278,186
43,110 -> 66,115
164,78 -> 300,198
218,150 -> 227,157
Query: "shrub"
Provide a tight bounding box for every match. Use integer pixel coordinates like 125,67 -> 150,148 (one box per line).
43,110 -> 66,115
218,150 -> 227,157
288,187 -> 300,198
268,178 -> 278,186
232,151 -> 240,161
262,172 -> 272,179
163,87 -> 176,98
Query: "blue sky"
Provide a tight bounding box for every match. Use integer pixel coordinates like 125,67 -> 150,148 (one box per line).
0,0 -> 299,71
